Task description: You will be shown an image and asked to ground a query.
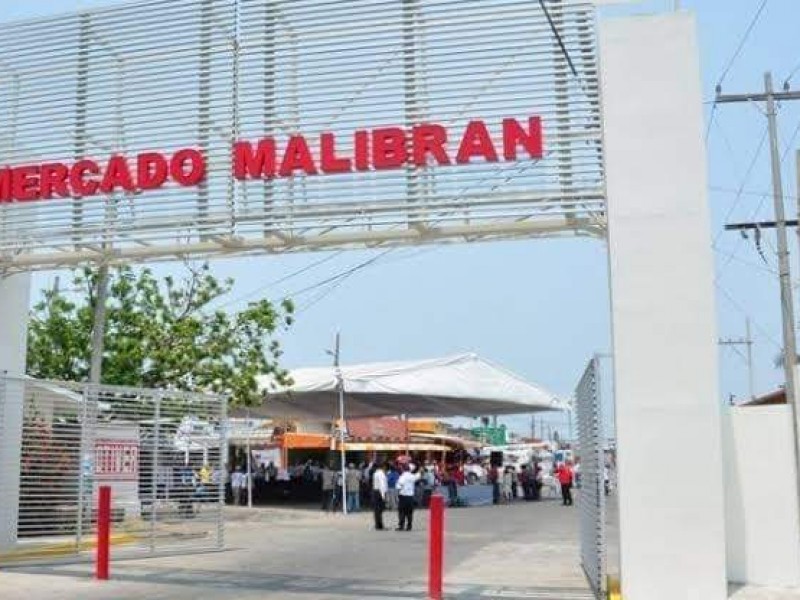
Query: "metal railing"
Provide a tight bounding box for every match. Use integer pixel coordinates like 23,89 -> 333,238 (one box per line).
575,356 -> 606,599
0,376 -> 226,563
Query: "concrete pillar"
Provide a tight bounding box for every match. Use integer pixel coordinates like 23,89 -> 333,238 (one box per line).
600,13 -> 728,599
0,273 -> 31,550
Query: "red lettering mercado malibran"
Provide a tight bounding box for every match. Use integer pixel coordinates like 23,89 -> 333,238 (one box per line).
233,117 -> 543,180
0,117 -> 543,204
0,149 -> 205,204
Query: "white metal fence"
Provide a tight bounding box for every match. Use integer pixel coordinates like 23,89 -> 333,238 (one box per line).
575,356 -> 606,598
0,376 -> 226,563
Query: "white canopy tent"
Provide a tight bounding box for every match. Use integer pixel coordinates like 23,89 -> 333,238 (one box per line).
250,353 -> 565,420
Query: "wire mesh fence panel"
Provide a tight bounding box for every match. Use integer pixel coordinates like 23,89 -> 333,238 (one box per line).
575,357 -> 606,599
0,376 -> 226,564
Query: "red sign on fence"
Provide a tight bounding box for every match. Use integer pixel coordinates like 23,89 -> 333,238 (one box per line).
94,439 -> 139,480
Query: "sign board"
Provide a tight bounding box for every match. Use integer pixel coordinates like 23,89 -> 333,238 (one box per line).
94,439 -> 139,481
0,0 -> 604,272
252,448 -> 282,469
92,423 -> 141,517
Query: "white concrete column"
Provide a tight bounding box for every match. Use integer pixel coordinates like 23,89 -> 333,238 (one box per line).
0,273 -> 31,550
600,13 -> 727,599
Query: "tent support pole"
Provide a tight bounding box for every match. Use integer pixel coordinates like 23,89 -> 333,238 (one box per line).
334,333 -> 348,515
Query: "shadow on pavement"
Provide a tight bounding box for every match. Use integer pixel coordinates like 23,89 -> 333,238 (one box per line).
7,563 -> 595,599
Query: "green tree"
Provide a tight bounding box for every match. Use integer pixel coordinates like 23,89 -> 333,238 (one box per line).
26,264 -> 294,405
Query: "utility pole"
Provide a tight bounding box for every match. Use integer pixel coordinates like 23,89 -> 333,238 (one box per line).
89,265 -> 110,384
719,318 -> 755,401
796,150 -> 800,278
717,72 -> 800,525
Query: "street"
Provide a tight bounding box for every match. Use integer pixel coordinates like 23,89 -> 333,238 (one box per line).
0,500 -> 593,600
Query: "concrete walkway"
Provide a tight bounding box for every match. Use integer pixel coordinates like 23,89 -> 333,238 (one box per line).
2,499 -> 796,599
731,586 -> 800,599
1,500 -> 592,599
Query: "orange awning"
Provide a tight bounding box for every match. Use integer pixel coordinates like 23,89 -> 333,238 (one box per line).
281,432 -> 330,450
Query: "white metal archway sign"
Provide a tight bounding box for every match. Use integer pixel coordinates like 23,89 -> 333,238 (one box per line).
0,0 -> 604,274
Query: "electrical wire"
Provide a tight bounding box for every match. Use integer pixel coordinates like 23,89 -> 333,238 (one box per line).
715,281 -> 782,351
286,248 -> 395,299
213,251 -> 346,310
784,60 -> 800,89
538,0 -> 579,80
713,110 -> 800,280
715,0 -> 769,90
293,247 -> 437,315
713,246 -> 776,277
712,125 -> 769,246
705,102 -> 719,144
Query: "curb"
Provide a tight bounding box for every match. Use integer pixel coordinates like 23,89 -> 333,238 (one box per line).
0,532 -> 138,564
608,575 -> 622,600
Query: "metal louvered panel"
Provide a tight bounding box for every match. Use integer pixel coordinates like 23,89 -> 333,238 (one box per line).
0,0 -> 604,272
576,356 -> 606,599
0,376 -> 227,564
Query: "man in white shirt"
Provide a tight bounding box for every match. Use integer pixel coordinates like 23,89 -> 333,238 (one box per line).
396,463 -> 418,531
372,462 -> 388,530
231,467 -> 244,505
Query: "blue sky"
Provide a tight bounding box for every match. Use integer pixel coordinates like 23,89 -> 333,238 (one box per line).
1,0 -> 798,436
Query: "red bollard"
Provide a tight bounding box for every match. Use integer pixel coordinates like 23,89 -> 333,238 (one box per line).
428,494 -> 444,600
96,485 -> 111,581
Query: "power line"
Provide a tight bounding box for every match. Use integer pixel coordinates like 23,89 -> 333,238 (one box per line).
712,111 -> 800,279
214,251 -> 346,310
715,0 -> 769,89
538,0 -> 578,79
287,249 -> 395,298
712,125 -> 769,246
715,281 -> 782,351
713,246 -> 777,277
294,247 -> 438,315
784,60 -> 800,89
705,102 -> 719,144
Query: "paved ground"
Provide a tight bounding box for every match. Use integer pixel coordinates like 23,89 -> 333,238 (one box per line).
1,497 -> 799,599
732,587 -> 800,600
0,499 -> 593,600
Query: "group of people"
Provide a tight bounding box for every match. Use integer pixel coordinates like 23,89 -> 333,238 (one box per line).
488,460 -> 578,507
226,453 -> 598,513
370,462 -> 420,531
492,463 -> 543,504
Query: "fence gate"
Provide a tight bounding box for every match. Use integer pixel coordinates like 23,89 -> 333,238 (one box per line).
0,376 -> 226,564
575,356 -> 606,598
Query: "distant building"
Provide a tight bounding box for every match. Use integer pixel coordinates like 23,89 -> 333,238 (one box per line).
737,388 -> 786,407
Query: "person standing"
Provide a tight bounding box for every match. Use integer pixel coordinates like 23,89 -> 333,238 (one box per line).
556,461 -> 575,506
231,466 -> 244,506
396,463 -> 417,531
489,463 -> 500,505
533,461 -> 543,501
520,465 -> 531,501
444,466 -> 458,507
372,462 -> 388,530
501,467 -> 513,504
510,466 -> 519,501
386,465 -> 400,510
321,463 -> 336,511
346,463 -> 361,513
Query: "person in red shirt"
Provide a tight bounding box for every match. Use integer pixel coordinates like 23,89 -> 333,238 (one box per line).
556,461 -> 575,506
453,465 -> 466,487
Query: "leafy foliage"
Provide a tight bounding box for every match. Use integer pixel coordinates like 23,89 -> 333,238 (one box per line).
27,264 -> 294,405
